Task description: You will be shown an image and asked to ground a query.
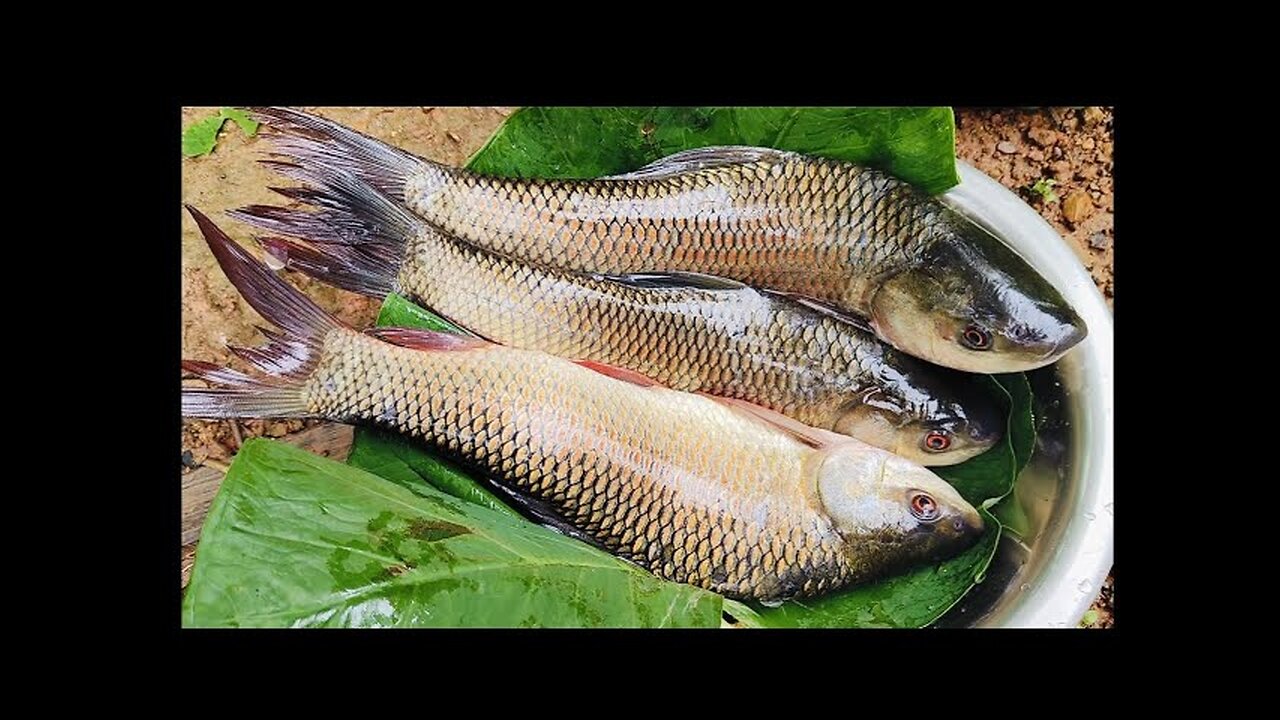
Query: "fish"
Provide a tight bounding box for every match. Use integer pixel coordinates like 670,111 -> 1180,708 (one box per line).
229,166 -> 1002,466
181,206 -> 984,601
248,106 -> 1087,374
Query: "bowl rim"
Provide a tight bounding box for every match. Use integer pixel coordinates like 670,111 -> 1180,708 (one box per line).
942,161 -> 1114,628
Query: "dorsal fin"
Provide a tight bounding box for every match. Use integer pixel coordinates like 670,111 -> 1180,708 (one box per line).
760,289 -> 876,334
603,146 -> 793,181
367,327 -> 489,351
698,393 -> 847,449
593,271 -> 749,291
574,359 -> 661,387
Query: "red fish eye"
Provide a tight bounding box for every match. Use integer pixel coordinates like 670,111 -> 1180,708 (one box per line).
962,325 -> 992,350
924,431 -> 951,452
910,492 -> 939,521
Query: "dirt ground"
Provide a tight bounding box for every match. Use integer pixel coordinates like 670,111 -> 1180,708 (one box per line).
180,106 -> 1114,627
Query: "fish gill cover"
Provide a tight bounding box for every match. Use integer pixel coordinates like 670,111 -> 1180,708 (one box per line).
183,107 -> 1035,628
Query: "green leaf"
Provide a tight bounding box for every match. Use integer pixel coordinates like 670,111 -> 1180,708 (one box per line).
181,114 -> 226,158
1031,178 -> 1059,204
935,374 -> 1036,507
184,439 -> 722,627
375,292 -> 472,335
467,107 -> 960,194
347,428 -> 521,520
220,107 -> 259,137
1080,609 -> 1099,627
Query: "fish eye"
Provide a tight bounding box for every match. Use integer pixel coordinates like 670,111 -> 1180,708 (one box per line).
923,430 -> 951,452
909,492 -> 940,522
961,325 -> 992,350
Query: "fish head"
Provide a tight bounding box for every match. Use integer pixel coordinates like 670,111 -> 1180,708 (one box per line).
831,362 -> 1003,466
866,220 -> 1087,373
815,442 -> 984,565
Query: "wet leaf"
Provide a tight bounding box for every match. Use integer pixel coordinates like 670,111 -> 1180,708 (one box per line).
184,439 -> 722,627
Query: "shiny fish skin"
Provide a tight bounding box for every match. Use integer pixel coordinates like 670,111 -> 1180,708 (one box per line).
182,207 -> 985,601
249,107 -> 1088,373
232,173 -> 1001,465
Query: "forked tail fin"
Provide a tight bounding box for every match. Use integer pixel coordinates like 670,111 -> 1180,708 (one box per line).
227,166 -> 419,298
247,106 -> 430,201
181,206 -> 343,419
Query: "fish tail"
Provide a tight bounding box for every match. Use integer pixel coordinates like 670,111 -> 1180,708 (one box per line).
246,107 -> 432,202
228,167 -> 417,298
182,205 -> 344,419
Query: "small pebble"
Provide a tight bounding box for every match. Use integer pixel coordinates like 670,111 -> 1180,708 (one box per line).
1028,127 -> 1058,147
1063,192 -> 1094,223
1088,233 -> 1112,250
1082,106 -> 1106,126
997,141 -> 1018,154
1081,137 -> 1096,151
182,450 -> 197,469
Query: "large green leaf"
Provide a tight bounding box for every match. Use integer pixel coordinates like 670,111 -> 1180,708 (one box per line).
467,107 -> 960,195
184,439 -> 723,628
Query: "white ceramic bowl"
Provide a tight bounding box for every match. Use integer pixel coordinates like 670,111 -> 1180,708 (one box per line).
940,162 -> 1114,628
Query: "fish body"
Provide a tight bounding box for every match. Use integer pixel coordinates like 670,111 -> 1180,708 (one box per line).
182,208 -> 984,601
250,107 -> 1087,373
233,169 -> 1000,465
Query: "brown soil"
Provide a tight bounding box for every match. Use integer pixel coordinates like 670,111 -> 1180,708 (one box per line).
179,106 -> 1113,624
954,107 -> 1114,305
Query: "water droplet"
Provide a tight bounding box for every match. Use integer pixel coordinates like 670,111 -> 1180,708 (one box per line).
1083,511 -> 1097,520
1019,583 -> 1030,592
1077,579 -> 1091,593
1104,502 -> 1114,516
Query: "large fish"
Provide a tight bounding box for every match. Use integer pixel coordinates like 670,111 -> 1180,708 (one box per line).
230,167 -> 1001,466
182,207 -> 984,601
249,106 -> 1086,374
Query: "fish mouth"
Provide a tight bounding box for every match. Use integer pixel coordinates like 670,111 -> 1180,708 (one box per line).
1040,313 -> 1089,361
952,508 -> 985,539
